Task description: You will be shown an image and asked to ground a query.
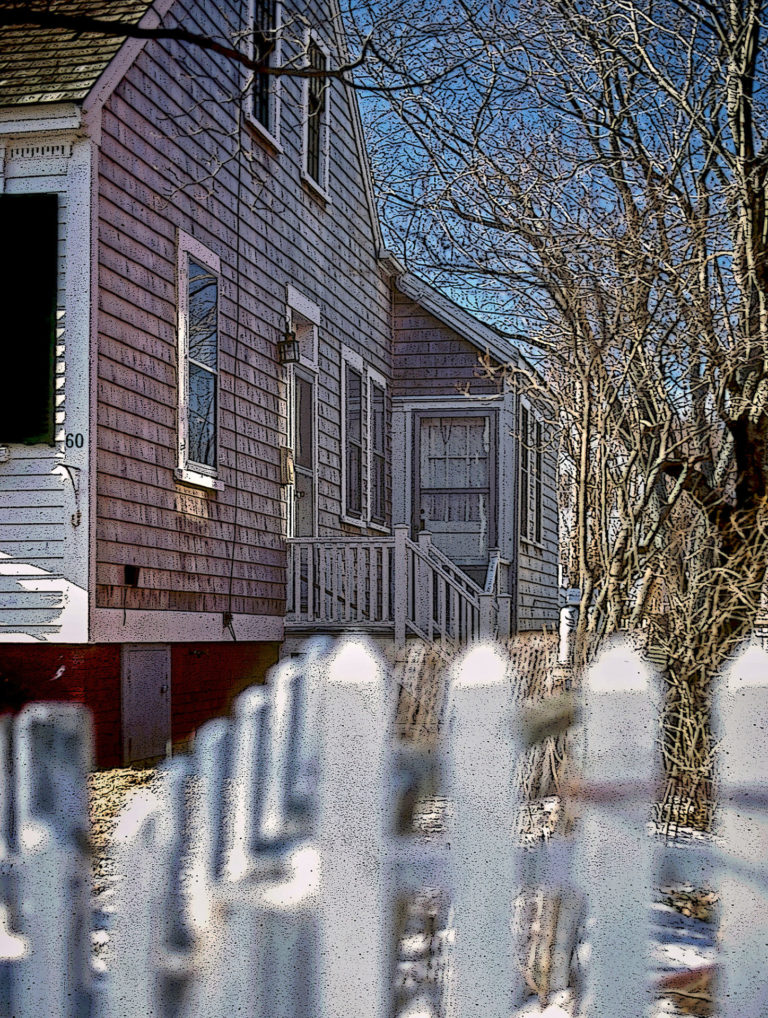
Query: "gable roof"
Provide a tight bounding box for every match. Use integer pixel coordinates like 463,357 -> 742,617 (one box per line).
0,0 -> 152,107
395,271 -> 524,369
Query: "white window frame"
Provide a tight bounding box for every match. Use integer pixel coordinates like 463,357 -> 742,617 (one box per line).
367,374 -> 387,527
175,231 -> 224,491
285,287 -> 321,536
301,32 -> 331,200
341,345 -> 387,530
519,396 -> 544,547
246,0 -> 283,150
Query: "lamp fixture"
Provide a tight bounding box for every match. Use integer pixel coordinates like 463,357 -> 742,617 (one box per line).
278,327 -> 301,364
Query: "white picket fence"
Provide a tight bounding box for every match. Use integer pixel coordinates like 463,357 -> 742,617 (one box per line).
1,636 -> 767,1016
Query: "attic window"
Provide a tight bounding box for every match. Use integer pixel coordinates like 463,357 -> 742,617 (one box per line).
0,193 -> 58,445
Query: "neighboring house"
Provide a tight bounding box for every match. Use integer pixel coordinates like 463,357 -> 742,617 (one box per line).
389,273 -> 559,634
0,1 -> 558,767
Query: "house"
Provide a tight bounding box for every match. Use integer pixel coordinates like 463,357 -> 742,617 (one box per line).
389,273 -> 559,634
0,0 -> 558,767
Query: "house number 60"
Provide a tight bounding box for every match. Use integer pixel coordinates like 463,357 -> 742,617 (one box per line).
65,433 -> 85,449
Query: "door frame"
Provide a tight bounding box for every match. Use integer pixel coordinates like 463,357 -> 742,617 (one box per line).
287,362 -> 318,537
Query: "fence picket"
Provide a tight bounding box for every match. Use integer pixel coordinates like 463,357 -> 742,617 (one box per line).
7,635 -> 768,1016
447,644 -> 521,1017
318,639 -> 392,1018
717,642 -> 768,1018
576,640 -> 657,1018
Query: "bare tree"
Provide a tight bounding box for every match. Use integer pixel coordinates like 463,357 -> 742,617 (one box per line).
356,0 -> 768,818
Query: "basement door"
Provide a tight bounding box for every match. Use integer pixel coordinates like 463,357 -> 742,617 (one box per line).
121,645 -> 171,764
414,413 -> 496,576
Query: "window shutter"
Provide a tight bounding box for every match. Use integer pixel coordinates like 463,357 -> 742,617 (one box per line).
0,193 -> 58,445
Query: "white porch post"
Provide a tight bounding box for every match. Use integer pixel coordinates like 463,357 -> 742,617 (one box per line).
393,525 -> 408,648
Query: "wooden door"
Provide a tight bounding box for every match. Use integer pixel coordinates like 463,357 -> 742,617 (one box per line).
121,645 -> 171,764
415,414 -> 495,568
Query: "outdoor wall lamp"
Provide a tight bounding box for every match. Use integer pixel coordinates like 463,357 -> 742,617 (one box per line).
278,328 -> 301,364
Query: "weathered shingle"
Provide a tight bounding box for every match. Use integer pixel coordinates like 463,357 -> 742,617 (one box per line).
0,1 -> 154,106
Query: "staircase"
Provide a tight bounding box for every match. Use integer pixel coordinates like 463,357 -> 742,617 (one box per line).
285,525 -> 511,649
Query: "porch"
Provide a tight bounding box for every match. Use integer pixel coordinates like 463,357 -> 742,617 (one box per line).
285,524 -> 511,648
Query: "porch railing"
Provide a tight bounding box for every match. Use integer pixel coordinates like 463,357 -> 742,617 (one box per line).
286,525 -> 509,647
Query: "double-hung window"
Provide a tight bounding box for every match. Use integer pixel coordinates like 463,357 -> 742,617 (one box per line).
520,401 -> 543,544
342,347 -> 387,526
303,38 -> 330,195
177,233 -> 222,489
250,0 -> 281,145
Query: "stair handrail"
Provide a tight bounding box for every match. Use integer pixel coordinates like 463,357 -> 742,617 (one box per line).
411,533 -> 486,602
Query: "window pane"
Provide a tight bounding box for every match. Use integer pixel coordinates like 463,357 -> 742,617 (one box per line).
535,421 -> 543,543
253,0 -> 276,128
371,382 -> 385,454
347,442 -> 362,515
295,376 -> 313,469
0,193 -> 57,444
346,366 -> 362,442
372,453 -> 385,522
306,42 -> 327,182
188,259 -> 218,369
188,363 -> 216,467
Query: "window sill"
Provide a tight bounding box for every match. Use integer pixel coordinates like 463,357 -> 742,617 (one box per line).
341,514 -> 365,529
521,536 -> 546,552
174,467 -> 224,492
300,171 -> 330,204
367,520 -> 390,534
244,116 -> 283,155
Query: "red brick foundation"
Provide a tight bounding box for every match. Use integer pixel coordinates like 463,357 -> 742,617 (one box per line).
0,644 -> 122,767
0,641 -> 280,768
170,642 -> 279,749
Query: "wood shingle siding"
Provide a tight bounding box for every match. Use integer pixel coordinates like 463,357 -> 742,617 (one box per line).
94,0 -> 391,619
392,292 -> 498,397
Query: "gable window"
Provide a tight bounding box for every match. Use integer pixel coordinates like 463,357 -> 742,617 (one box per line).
249,0 -> 281,145
303,38 -> 330,195
520,402 -> 543,544
0,193 -> 58,445
177,233 -> 222,489
341,347 -> 387,526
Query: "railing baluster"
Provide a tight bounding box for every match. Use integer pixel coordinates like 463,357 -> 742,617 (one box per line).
368,544 -> 377,621
331,545 -> 340,624
307,542 -> 315,621
357,545 -> 365,622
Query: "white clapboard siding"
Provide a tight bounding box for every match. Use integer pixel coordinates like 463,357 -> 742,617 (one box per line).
0,158 -> 72,641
